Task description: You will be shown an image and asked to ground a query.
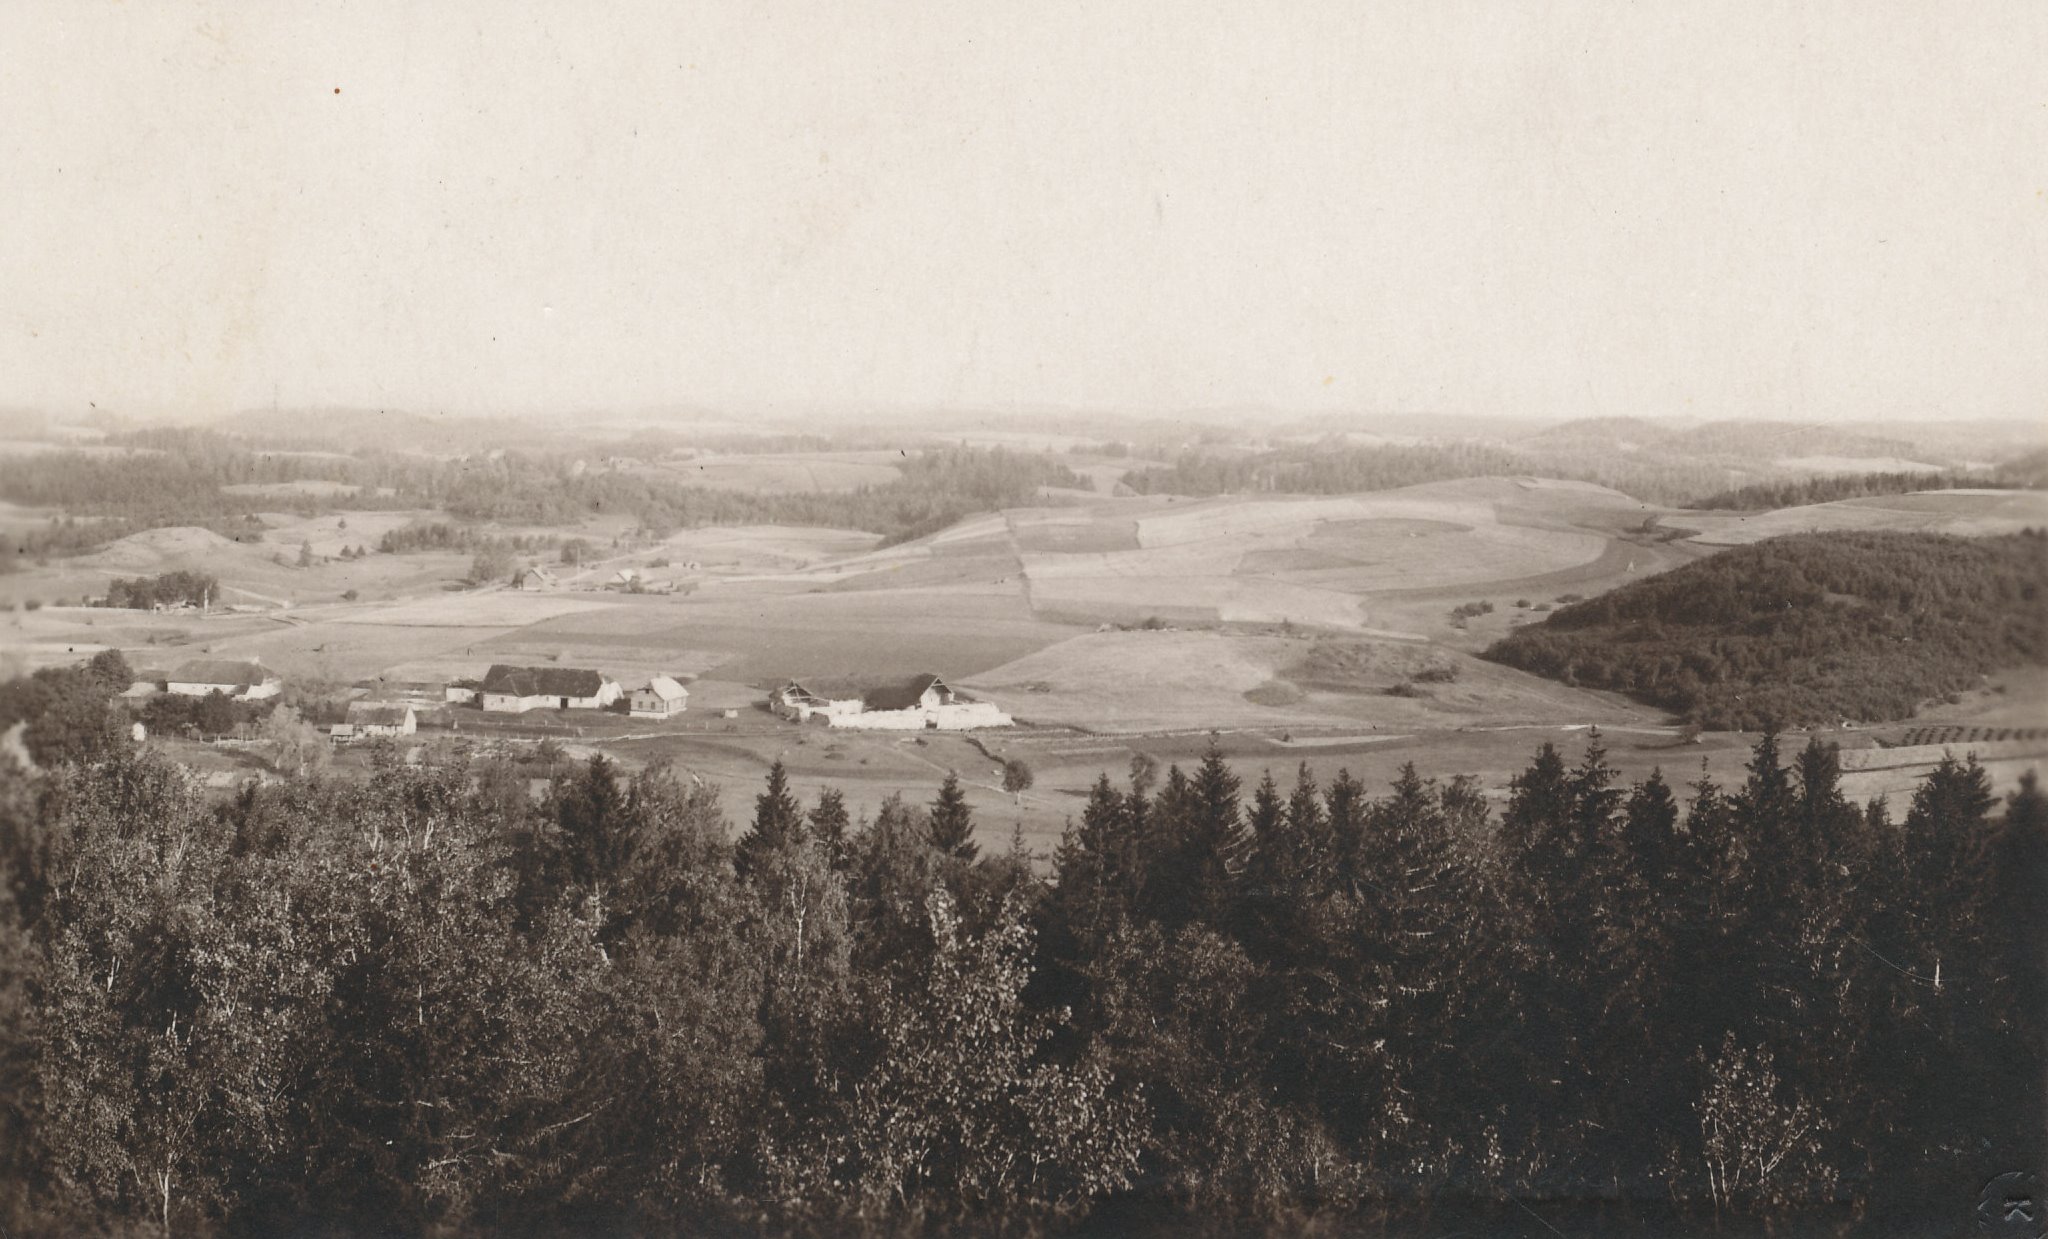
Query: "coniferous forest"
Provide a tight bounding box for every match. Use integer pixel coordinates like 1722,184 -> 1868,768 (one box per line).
0,733 -> 2039,1236
1485,530 -> 2048,730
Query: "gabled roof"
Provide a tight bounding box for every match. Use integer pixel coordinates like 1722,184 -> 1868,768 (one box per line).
480,663 -> 608,698
636,676 -> 687,701
168,659 -> 276,687
346,702 -> 415,726
862,673 -> 947,712
784,673 -> 948,712
519,565 -> 558,584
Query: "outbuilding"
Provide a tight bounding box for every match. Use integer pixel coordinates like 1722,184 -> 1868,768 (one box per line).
629,676 -> 689,719
345,701 -> 418,738
166,659 -> 282,701
479,664 -> 621,713
771,673 -> 1010,730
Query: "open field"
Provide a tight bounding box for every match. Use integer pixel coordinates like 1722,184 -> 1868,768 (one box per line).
8,476 -> 2043,856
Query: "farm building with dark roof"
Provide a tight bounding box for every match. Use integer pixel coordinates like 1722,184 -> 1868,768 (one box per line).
167,659 -> 282,700
478,664 -> 621,713
772,673 -> 1009,730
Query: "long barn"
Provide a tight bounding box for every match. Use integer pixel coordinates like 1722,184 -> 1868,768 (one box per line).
478,665 -> 621,713
772,673 -> 1010,730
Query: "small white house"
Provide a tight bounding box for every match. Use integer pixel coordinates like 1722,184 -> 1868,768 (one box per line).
629,676 -> 688,719
167,659 -> 282,701
516,566 -> 559,592
345,701 -> 417,738
479,664 -> 621,713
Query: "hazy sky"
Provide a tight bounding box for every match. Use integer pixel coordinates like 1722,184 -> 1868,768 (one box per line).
3,1 -> 2043,425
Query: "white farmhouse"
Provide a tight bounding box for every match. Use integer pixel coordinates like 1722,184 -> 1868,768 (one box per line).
772,674 -> 1010,730
479,664 -> 621,713
629,676 -> 688,719
345,701 -> 417,738
167,659 -> 282,701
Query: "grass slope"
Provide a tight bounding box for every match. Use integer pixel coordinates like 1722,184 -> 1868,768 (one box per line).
1482,530 -> 2048,729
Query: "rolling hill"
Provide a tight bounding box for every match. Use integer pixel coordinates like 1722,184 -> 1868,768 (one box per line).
1482,529 -> 2048,729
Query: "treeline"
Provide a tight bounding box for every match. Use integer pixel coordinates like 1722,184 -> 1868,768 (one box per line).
0,650 -> 136,766
0,652 -> 288,768
1124,441 -> 1529,496
98,570 -> 217,610
1122,439 -> 1755,506
0,730 -> 2039,1234
0,519 -> 137,572
376,521 -> 556,557
443,445 -> 1085,543
2,436 -> 1085,562
1688,462 -> 2047,511
1485,530 -> 2048,729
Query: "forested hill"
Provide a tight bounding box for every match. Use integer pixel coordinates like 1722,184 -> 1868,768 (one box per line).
1484,530 -> 2048,729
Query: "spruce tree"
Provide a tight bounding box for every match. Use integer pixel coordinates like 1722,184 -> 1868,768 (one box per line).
808,787 -> 852,873
736,759 -> 805,881
927,770 -> 978,861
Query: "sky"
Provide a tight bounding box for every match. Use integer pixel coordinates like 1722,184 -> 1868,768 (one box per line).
2,0 -> 2044,426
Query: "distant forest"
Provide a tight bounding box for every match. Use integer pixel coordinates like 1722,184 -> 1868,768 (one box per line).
1122,439 -> 1793,507
1484,530 -> 2048,729
0,725 -> 2037,1235
0,433 -> 1080,566
6,417 -> 2041,569
435,446 -> 1082,546
1122,425 -> 2048,509
1687,449 -> 2048,510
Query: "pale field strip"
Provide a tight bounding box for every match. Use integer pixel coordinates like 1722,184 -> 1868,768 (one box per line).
962,630 -> 1351,732
325,592 -> 618,627
1838,739 -> 2048,770
1022,572 -> 1365,628
1841,757 -> 2045,805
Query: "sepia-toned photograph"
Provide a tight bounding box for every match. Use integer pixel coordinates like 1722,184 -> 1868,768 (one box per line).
1,2 -> 2042,1235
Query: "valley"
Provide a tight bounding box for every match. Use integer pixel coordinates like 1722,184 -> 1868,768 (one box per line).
6,447 -> 2042,858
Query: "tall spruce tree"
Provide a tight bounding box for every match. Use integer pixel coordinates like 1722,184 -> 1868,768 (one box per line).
736,759 -> 805,882
807,787 -> 851,873
927,770 -> 979,861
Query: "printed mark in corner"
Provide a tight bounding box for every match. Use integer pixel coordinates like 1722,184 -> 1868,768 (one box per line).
1981,1172 -> 2044,1238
